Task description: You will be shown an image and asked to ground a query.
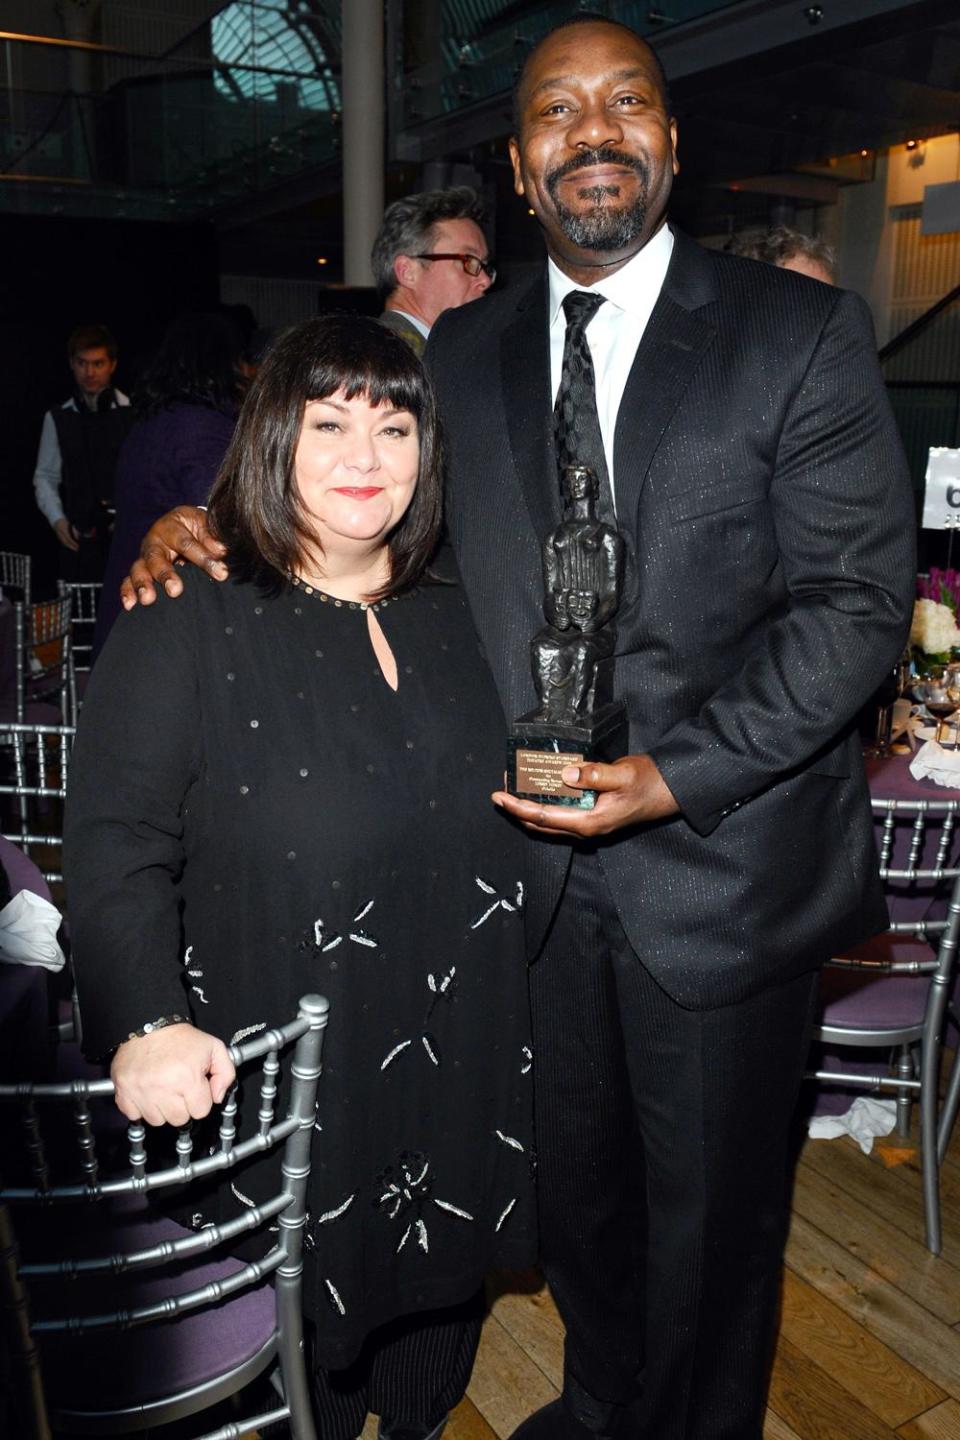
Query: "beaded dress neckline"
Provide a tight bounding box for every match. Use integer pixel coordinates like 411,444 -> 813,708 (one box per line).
289,572 -> 399,613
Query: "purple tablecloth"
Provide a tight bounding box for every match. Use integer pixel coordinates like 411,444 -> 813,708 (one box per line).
865,747 -> 949,801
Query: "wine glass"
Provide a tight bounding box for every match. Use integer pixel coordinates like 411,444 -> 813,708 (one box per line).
911,676 -> 960,746
865,652 -> 911,757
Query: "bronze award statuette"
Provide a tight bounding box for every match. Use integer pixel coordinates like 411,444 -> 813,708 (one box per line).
507,466 -> 628,809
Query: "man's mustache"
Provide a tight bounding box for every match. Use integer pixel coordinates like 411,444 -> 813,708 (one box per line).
545,148 -> 647,191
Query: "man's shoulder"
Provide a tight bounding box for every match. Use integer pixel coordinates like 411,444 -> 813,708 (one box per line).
691,238 -> 845,319
429,271 -> 542,357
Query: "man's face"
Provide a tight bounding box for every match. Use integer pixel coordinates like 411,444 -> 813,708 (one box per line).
509,23 -> 678,272
70,346 -> 116,396
410,218 -> 492,325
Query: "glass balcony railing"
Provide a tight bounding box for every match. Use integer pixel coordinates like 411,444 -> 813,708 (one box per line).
0,1 -> 341,218
0,0 -> 756,218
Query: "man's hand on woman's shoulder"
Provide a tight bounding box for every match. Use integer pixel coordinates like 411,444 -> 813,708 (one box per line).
120,506 -> 229,610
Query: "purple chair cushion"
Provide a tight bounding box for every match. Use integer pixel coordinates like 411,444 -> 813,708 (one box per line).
819,934 -> 942,1032
23,699 -> 65,726
0,835 -> 52,902
25,1204 -> 278,1415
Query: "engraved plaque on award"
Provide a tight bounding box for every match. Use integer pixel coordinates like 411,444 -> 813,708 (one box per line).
506,466 -> 628,809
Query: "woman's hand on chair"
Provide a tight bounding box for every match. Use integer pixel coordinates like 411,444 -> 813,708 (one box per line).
111,1024 -> 236,1127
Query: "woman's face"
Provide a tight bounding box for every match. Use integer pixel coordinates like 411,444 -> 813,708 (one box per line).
294,389 -> 420,556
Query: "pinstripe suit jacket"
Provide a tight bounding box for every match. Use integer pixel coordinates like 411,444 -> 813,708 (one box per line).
425,229 -> 916,1008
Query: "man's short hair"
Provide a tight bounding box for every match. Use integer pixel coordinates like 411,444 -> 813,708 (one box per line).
728,227 -> 837,281
511,12 -> 672,133
371,186 -> 487,302
67,323 -> 118,361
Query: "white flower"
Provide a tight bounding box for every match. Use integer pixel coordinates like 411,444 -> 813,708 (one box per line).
911,599 -> 960,655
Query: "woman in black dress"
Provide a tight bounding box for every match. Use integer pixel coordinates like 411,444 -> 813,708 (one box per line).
65,316 -> 535,1440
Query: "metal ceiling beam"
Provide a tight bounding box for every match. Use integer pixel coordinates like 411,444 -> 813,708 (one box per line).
393,0 -> 949,163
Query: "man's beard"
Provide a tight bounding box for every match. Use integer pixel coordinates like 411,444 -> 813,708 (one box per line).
545,148 -> 650,251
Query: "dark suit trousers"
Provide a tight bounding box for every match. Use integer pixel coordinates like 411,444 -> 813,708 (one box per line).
530,852 -> 818,1440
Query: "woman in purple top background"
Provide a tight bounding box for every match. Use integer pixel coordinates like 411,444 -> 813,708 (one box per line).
93,313 -> 244,656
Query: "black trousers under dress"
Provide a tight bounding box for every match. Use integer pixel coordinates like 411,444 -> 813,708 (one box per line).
311,1291 -> 484,1440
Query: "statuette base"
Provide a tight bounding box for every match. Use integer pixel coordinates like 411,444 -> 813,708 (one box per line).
507,703 -> 627,808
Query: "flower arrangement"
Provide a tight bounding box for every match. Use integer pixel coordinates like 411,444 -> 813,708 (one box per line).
917,568 -> 960,611
912,570 -> 960,668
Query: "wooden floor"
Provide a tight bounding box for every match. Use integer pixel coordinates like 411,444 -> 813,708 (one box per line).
360,1077 -> 960,1440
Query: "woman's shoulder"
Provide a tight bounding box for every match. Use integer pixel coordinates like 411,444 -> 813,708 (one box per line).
111,566 -> 244,637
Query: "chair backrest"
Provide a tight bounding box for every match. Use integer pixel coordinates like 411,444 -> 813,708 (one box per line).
866,795 -> 960,982
0,993 -> 328,1439
0,722 -> 75,885
12,600 -> 76,729
873,795 -> 960,881
0,551 -> 31,611
56,581 -> 101,676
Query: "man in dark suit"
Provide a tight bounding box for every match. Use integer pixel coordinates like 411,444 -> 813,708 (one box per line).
425,15 -> 914,1440
122,16 -> 914,1439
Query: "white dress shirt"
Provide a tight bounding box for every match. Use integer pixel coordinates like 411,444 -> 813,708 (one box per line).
548,224 -> 674,511
33,390 -> 130,528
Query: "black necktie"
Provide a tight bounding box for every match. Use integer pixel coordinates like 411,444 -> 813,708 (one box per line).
554,290 -> 615,522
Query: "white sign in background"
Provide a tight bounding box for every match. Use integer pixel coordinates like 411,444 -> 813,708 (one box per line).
922,447 -> 960,531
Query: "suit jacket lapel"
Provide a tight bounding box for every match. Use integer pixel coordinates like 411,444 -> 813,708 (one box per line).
499,270 -> 560,542
613,231 -> 718,523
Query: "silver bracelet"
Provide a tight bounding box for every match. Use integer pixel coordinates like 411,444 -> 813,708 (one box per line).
126,1014 -> 189,1041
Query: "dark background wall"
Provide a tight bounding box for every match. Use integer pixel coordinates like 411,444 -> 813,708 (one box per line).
0,215 -> 219,594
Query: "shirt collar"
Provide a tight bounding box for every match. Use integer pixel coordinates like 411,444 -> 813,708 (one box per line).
390,308 -> 430,340
547,222 -> 674,327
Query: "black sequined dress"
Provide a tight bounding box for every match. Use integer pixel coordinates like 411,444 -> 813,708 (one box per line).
66,561 -> 535,1367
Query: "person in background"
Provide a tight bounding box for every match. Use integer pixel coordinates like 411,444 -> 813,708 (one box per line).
33,323 -> 133,581
372,187 -> 495,355
92,313 -> 243,656
728,225 -> 837,284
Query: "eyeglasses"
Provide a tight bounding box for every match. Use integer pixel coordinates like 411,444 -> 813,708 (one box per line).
413,252 -> 496,282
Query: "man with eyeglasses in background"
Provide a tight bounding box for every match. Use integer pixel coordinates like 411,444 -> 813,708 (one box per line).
372,187 -> 495,356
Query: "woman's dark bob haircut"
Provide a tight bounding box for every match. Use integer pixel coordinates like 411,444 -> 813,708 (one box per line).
207,313 -> 443,600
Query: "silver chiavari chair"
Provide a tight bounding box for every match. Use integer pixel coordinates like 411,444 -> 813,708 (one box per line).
810,797 -> 960,1254
0,551 -> 31,615
0,722 -> 75,887
0,993 -> 328,1439
57,581 -> 101,714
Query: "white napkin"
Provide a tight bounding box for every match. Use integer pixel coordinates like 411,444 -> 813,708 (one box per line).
909,738 -> 960,788
889,697 -> 912,742
808,1096 -> 897,1154
0,889 -> 66,971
